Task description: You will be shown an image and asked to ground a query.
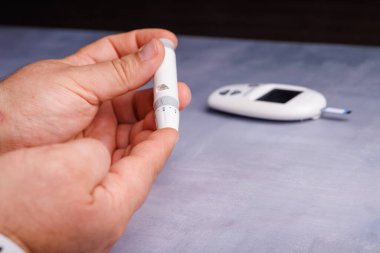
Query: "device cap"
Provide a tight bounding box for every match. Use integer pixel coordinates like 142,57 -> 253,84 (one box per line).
155,106 -> 179,131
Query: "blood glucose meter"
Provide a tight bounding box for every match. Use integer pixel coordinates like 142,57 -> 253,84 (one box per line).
208,83 -> 351,121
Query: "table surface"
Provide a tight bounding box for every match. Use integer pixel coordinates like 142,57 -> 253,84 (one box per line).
1,26 -> 380,253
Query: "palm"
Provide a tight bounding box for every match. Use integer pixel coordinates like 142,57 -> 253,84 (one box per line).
79,96 -> 159,164
0,29 -> 189,153
0,29 -> 192,253
0,60 -> 160,152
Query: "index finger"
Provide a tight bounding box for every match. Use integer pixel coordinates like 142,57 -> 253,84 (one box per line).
64,29 -> 178,66
100,128 -> 179,218
112,82 -> 191,124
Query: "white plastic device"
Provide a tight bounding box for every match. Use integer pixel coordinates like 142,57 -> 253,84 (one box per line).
153,38 -> 179,130
208,83 -> 351,121
0,234 -> 26,253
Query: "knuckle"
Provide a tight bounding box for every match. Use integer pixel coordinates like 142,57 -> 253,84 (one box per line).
111,57 -> 138,90
16,59 -> 60,77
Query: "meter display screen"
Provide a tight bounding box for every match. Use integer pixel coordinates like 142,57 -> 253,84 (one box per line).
256,89 -> 302,103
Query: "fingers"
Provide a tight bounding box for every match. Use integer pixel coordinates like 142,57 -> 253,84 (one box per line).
115,124 -> 133,149
114,111 -> 155,150
100,128 -> 179,218
128,112 -> 156,147
84,101 -> 117,154
66,38 -> 166,104
112,82 -> 192,123
64,29 -> 178,65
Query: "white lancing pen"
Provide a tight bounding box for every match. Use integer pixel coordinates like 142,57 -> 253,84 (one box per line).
153,38 -> 180,131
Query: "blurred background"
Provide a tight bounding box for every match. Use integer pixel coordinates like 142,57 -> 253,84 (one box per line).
1,0 -> 380,46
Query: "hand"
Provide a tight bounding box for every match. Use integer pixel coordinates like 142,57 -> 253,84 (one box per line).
0,131 -> 178,253
0,29 -> 191,252
0,28 -> 191,153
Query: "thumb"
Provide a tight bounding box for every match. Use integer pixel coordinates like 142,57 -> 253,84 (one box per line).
66,38 -> 165,103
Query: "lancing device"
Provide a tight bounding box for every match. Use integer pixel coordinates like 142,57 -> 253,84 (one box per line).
153,38 -> 179,130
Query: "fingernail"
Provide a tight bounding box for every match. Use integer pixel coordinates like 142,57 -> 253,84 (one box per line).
139,39 -> 159,61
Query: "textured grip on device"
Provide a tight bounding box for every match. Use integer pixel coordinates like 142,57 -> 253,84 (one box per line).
154,96 -> 179,110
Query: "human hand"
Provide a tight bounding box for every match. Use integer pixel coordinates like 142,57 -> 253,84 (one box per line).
0,29 -> 191,252
0,130 -> 178,253
0,28 -> 190,153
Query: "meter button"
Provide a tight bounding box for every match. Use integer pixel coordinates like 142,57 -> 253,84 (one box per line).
231,90 -> 242,95
219,89 -> 230,95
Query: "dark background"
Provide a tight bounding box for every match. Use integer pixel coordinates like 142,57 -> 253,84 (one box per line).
1,0 -> 380,46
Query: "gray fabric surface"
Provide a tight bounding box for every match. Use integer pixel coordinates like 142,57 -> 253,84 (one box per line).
1,26 -> 379,253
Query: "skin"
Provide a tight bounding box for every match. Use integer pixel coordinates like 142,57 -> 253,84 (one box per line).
0,29 -> 191,253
